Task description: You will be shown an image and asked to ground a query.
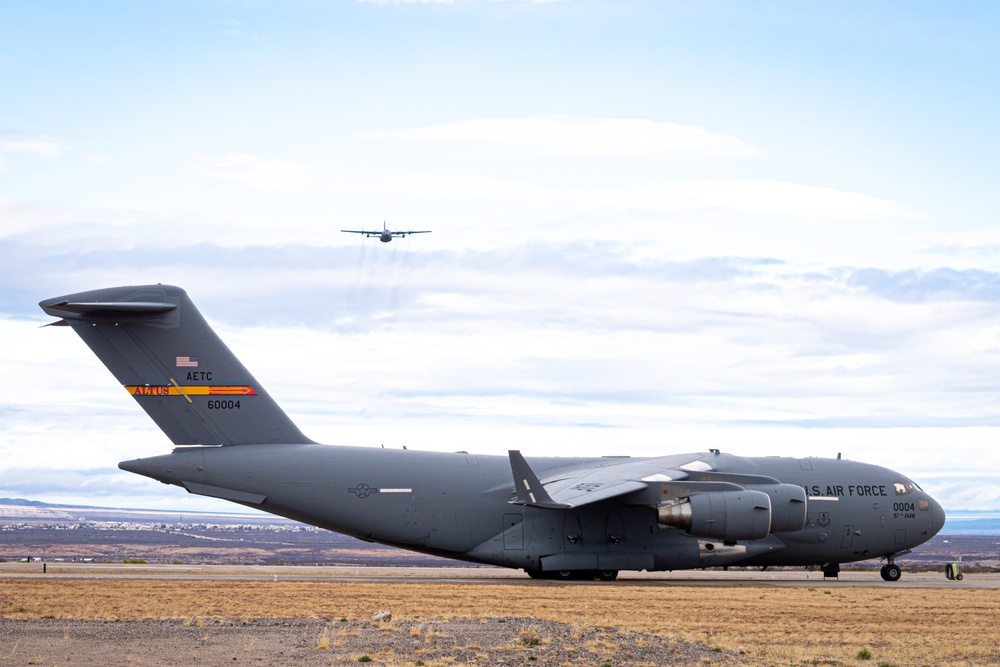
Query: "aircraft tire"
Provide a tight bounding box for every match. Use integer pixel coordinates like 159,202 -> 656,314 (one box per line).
551,570 -> 577,581
596,569 -> 619,582
881,564 -> 901,582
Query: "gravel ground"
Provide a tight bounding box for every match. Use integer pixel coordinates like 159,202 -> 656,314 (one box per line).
0,616 -> 740,666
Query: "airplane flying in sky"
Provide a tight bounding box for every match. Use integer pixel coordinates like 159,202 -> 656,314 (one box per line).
39,285 -> 945,581
341,221 -> 431,243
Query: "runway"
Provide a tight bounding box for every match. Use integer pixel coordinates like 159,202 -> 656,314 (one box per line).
2,562 -> 995,588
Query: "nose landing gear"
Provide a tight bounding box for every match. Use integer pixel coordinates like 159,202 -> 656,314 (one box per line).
880,562 -> 901,581
879,549 -> 910,582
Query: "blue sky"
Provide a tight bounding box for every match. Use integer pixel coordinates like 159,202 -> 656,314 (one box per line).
1,0 -> 999,513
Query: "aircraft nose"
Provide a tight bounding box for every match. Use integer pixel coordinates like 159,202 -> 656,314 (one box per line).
926,494 -> 946,537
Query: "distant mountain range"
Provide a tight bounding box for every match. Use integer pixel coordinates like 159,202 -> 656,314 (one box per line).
2,498 -> 996,533
942,511 -> 1000,535
1,498 -> 102,509
0,498 -> 295,525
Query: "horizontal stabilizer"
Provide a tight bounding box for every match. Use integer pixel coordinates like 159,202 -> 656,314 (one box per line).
43,300 -> 178,317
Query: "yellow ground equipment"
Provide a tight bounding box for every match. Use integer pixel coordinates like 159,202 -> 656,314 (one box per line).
945,556 -> 963,581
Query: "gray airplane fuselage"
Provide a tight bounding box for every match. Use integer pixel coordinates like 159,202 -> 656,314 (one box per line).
120,444 -> 943,574
40,284 -> 944,580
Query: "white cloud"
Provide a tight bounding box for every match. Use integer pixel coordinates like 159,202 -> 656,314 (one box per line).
603,179 -> 912,221
190,152 -> 320,190
354,173 -> 909,225
909,228 -> 1000,269
7,250 -> 1000,510
361,116 -> 763,159
0,133 -> 64,159
0,198 -> 81,238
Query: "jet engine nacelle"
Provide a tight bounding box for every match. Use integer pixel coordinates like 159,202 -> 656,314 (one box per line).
746,483 -> 807,533
658,489 -> 771,542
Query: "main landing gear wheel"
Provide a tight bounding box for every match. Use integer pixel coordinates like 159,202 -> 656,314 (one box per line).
880,563 -> 902,581
595,570 -> 619,582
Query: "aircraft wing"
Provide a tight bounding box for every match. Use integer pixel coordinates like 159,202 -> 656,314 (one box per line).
341,229 -> 372,235
509,451 -> 718,509
391,230 -> 432,236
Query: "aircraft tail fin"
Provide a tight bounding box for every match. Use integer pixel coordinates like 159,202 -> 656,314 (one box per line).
40,285 -> 313,446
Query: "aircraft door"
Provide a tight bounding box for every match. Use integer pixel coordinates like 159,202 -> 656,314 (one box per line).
503,513 -> 524,550
840,524 -> 855,548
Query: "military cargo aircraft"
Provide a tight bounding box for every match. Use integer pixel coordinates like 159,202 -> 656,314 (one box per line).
341,221 -> 431,242
40,285 -> 945,581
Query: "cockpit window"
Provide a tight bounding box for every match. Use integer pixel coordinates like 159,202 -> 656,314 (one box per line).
894,481 -> 916,496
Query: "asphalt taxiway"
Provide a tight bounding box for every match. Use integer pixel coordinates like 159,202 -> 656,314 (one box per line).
1,562 -> 995,589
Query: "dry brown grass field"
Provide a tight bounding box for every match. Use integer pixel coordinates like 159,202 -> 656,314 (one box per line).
2,577 -> 998,666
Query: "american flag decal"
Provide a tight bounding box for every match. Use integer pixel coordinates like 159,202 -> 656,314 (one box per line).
176,356 -> 198,368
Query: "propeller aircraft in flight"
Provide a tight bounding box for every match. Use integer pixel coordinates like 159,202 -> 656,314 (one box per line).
341,221 -> 431,243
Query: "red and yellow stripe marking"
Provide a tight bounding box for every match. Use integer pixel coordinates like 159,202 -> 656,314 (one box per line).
125,385 -> 257,396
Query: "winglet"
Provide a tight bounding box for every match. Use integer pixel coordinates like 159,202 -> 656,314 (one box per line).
508,450 -> 570,509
